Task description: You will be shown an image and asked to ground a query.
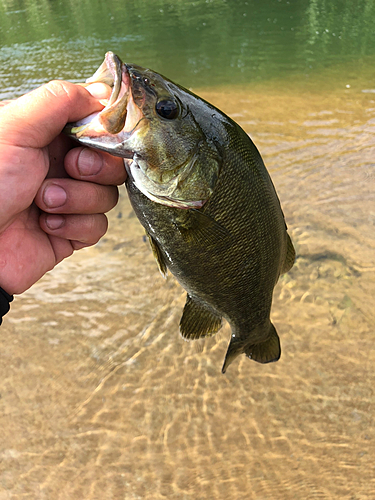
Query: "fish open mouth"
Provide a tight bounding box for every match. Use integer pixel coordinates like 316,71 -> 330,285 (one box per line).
65,52 -> 139,157
86,52 -> 130,134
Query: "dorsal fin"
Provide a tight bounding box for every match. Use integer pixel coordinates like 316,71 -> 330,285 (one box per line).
281,233 -> 295,274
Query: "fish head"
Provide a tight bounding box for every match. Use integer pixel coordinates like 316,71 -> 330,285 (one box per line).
66,52 -> 222,209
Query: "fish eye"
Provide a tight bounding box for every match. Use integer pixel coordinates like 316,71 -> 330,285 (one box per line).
155,99 -> 179,119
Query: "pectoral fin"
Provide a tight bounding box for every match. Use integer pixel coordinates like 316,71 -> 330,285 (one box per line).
146,232 -> 168,278
175,209 -> 229,245
180,295 -> 222,340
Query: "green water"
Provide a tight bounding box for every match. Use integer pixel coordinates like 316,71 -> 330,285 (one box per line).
1,0 -> 375,96
1,1 -> 375,500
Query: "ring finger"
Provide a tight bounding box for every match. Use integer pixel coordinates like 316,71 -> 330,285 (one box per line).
39,212 -> 108,247
35,178 -> 119,214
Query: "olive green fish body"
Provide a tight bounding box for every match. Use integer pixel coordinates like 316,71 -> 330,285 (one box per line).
66,52 -> 295,373
126,116 -> 292,373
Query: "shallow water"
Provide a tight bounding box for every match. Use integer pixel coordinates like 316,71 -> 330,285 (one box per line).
1,1 -> 375,499
1,79 -> 374,500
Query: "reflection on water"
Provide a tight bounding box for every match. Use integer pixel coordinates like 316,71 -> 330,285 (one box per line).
1,78 -> 374,498
2,0 -> 375,95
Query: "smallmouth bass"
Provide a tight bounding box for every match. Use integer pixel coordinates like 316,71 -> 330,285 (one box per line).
66,52 -> 295,373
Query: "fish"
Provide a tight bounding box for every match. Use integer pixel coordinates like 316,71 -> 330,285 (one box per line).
66,51 -> 295,373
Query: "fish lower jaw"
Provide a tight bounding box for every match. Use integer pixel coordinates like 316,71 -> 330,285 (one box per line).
134,182 -> 206,209
129,162 -> 208,209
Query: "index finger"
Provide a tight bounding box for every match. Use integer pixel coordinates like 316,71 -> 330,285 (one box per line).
0,81 -> 107,149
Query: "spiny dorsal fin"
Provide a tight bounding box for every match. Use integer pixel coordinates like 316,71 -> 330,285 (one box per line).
146,232 -> 168,278
180,295 -> 222,340
281,233 -> 295,274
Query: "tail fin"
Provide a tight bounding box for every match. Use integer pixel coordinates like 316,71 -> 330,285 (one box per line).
221,323 -> 281,373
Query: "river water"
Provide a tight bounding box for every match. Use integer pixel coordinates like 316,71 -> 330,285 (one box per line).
1,1 -> 374,499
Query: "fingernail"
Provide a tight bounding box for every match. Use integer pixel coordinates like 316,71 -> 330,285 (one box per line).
78,148 -> 103,176
43,185 -> 67,208
85,82 -> 112,99
45,214 -> 65,230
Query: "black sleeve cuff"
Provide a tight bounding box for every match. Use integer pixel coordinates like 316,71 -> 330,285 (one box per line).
0,287 -> 13,326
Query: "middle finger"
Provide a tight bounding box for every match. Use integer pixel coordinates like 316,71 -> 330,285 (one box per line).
35,178 -> 119,214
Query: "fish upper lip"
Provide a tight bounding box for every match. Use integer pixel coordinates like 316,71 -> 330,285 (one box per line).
87,51 -> 130,104
105,52 -> 124,105
86,52 -> 131,135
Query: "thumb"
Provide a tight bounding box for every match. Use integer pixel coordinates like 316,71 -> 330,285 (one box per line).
0,80 -> 110,149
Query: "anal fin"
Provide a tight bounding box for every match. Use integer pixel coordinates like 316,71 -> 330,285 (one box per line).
180,295 -> 222,340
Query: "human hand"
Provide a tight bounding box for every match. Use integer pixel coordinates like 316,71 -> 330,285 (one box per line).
0,80 -> 126,295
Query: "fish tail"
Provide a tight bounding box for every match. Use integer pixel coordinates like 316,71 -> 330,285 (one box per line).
222,322 -> 281,374
244,323 -> 281,364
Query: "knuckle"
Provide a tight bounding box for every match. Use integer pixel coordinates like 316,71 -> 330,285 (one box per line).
92,214 -> 108,240
81,214 -> 108,244
105,186 -> 119,210
43,80 -> 76,103
92,185 -> 118,212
